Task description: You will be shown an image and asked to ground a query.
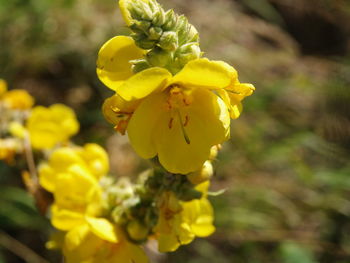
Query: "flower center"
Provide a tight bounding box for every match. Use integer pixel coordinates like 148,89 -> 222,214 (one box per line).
165,85 -> 192,144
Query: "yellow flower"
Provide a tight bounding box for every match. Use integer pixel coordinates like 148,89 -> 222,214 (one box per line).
154,182 -> 215,252
97,37 -> 249,174
63,223 -> 149,263
26,104 -> 79,149
0,79 -> 8,96
38,144 -> 109,231
2,89 -> 34,110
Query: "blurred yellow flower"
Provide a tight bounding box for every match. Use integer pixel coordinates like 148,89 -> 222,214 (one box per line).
2,89 -> 34,110
154,182 -> 215,252
27,104 -> 79,149
97,36 -> 254,174
39,144 -> 109,230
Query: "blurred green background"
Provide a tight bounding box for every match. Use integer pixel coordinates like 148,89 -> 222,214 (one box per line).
1,0 -> 350,262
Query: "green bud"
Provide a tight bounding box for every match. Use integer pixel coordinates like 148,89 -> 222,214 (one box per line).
131,59 -> 150,73
146,47 -> 173,67
163,10 -> 177,31
131,20 -> 151,33
135,1 -> 153,21
159,31 -> 178,51
187,25 -> 199,42
148,26 -> 163,40
176,15 -> 190,44
126,220 -> 149,242
148,0 -> 161,14
176,42 -> 201,66
132,33 -> 156,49
152,10 -> 166,27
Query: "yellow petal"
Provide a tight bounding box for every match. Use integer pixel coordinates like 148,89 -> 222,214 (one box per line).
86,217 -> 118,243
117,67 -> 171,101
79,143 -> 109,179
63,224 -> 103,263
102,93 -> 141,125
157,234 -> 181,252
51,205 -> 85,231
217,89 -> 243,119
38,163 -> 56,192
155,88 -> 230,174
108,238 -> 150,263
171,58 -> 237,89
127,92 -> 166,159
96,36 -> 145,91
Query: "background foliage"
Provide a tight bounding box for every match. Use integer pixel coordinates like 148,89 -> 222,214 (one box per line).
1,0 -> 350,262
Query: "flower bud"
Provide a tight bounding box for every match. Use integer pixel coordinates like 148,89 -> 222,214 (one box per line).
187,161 -> 213,185
163,10 -> 177,31
131,59 -> 150,73
209,145 -> 221,160
176,42 -> 201,68
176,15 -> 189,44
148,26 -> 163,40
132,34 -> 156,49
159,31 -> 178,51
152,10 -> 165,26
146,47 -> 173,67
126,220 -> 149,242
130,21 -> 151,34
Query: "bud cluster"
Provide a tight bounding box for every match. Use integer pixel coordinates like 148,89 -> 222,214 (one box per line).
122,0 -> 201,74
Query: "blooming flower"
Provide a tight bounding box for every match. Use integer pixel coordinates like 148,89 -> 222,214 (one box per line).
26,104 -> 79,149
39,144 -> 148,262
154,182 -> 215,252
97,36 -> 254,174
39,144 -> 109,228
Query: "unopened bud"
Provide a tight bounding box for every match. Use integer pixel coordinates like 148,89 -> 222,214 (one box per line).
187,161 -> 213,185
163,10 -> 177,31
152,10 -> 165,26
131,59 -> 150,73
176,15 -> 189,44
148,26 -> 163,40
132,33 -> 156,49
176,42 -> 201,67
159,31 -> 178,51
132,20 -> 151,33
146,47 -> 173,67
126,220 -> 149,242
209,145 -> 220,160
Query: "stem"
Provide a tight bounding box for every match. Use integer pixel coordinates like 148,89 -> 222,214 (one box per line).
0,230 -> 49,263
23,131 -> 38,181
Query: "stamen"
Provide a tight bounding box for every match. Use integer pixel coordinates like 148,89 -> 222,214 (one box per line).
184,115 -> 189,127
176,110 -> 190,144
168,117 -> 174,129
